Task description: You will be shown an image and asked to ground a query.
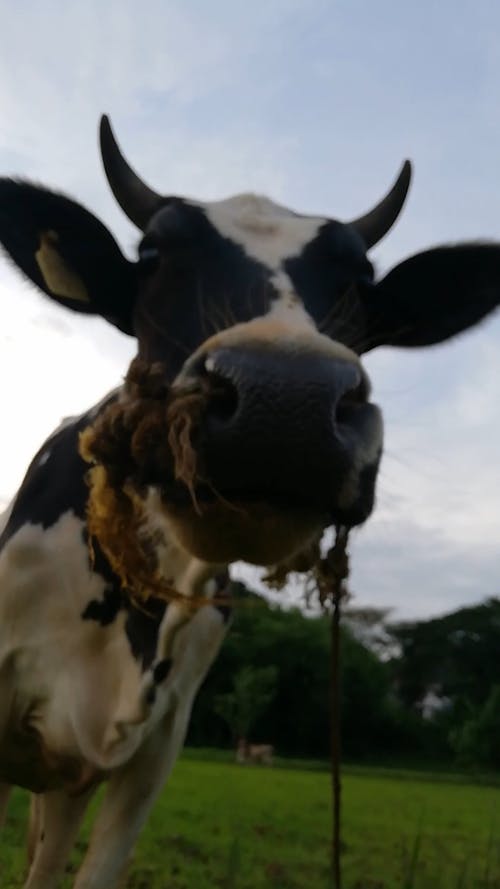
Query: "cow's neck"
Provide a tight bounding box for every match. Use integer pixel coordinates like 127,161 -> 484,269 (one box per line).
86,476 -> 223,605
138,487 -> 224,598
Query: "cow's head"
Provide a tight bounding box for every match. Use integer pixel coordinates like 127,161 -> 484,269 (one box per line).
1,116 -> 499,568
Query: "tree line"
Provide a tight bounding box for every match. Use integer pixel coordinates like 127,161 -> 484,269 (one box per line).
186,584 -> 500,770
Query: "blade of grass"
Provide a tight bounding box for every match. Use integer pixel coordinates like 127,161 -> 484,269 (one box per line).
402,810 -> 425,889
455,857 -> 468,889
482,804 -> 496,888
224,833 -> 241,889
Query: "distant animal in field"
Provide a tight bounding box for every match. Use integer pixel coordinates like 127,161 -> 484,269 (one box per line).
236,739 -> 274,765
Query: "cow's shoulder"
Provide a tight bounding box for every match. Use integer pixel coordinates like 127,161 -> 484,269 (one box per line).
0,390 -> 119,551
0,389 -> 231,678
0,389 -> 174,671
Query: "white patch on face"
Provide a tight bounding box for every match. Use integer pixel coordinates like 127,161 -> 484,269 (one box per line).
201,193 -> 325,296
265,290 -> 317,331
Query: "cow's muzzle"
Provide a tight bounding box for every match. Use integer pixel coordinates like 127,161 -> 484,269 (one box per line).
178,345 -> 383,528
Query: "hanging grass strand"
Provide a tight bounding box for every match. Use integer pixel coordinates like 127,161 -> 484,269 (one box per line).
315,526 -> 350,889
331,567 -> 343,889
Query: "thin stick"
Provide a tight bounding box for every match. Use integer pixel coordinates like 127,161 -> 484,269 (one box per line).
319,525 -> 349,889
330,580 -> 342,889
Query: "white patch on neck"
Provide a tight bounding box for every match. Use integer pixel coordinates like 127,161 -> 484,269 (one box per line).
201,193 -> 325,295
139,488 -> 222,596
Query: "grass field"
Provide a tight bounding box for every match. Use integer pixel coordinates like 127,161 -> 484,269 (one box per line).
2,754 -> 500,888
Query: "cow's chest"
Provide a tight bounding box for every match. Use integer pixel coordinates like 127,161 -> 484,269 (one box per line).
0,605 -> 170,793
0,517 -> 198,791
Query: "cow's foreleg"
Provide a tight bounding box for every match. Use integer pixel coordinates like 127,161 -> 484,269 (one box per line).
26,793 -> 41,869
24,789 -> 94,889
73,604 -> 228,889
73,706 -> 191,889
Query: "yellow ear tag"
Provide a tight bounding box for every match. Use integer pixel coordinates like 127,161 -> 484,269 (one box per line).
35,230 -> 89,303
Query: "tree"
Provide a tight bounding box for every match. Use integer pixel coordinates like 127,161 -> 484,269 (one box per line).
450,685 -> 500,770
388,598 -> 500,710
214,665 -> 277,741
187,592 -> 500,766
188,586 -> 410,759
344,605 -> 397,659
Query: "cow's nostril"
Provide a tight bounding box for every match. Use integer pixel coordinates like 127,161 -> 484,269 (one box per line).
335,370 -> 370,426
202,358 -> 239,422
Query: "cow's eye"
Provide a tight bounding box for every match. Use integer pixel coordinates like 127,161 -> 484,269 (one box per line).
138,245 -> 160,272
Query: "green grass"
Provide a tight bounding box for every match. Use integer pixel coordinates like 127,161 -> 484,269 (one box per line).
2,756 -> 500,888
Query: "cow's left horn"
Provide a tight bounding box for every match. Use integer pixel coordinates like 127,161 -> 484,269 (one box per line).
349,160 -> 412,249
99,115 -> 162,230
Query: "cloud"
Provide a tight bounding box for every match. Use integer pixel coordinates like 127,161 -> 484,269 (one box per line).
349,516 -> 498,621
368,322 -> 500,549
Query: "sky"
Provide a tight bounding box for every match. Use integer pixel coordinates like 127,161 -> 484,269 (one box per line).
0,0 -> 499,620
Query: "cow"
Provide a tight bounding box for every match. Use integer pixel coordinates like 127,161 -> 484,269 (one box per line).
0,114 -> 499,888
236,739 -> 274,765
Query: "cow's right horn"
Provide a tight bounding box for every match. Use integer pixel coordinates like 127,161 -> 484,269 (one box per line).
99,115 -> 162,230
349,160 -> 412,249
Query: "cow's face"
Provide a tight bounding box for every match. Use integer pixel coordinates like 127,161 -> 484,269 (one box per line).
133,194 -> 384,550
133,194 -> 374,374
102,117 -> 402,563
1,116 -> 499,567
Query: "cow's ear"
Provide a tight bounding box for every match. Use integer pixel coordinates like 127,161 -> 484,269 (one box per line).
361,244 -> 500,351
0,179 -> 136,334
